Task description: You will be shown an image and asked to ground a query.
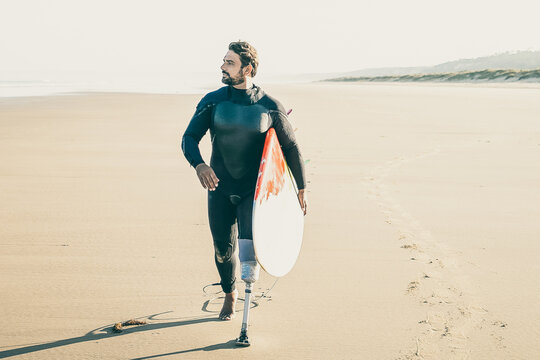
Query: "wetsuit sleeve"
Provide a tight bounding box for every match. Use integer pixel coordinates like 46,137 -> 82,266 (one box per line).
272,111 -> 307,190
181,102 -> 212,168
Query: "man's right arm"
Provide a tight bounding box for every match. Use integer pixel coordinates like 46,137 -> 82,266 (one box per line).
181,102 -> 220,191
181,103 -> 212,168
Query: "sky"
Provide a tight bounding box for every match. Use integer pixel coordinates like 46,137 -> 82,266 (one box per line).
1,0 -> 540,82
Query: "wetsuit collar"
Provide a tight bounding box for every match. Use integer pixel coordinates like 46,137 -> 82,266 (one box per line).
228,84 -> 264,105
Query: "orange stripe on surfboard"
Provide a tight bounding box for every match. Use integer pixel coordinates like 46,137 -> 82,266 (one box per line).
254,128 -> 287,204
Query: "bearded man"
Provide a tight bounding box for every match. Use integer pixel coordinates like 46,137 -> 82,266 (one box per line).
181,41 -> 307,320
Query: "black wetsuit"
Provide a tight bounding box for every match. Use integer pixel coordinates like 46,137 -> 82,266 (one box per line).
182,84 -> 306,293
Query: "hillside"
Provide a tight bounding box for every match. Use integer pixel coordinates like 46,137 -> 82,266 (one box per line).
333,50 -> 540,80
325,69 -> 540,83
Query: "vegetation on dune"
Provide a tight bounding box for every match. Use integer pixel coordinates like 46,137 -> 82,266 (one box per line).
324,69 -> 540,83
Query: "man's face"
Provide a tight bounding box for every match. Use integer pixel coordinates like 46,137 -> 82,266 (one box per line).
221,50 -> 246,86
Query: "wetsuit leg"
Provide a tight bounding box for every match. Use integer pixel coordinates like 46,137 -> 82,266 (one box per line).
236,192 -> 254,241
208,190 -> 237,293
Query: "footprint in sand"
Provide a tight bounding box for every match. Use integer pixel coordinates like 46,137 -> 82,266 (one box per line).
366,148 -> 510,359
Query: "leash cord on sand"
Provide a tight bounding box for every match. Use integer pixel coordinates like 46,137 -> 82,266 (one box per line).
202,278 -> 279,304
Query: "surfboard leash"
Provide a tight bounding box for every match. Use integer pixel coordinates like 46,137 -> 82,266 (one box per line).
202,278 -> 279,303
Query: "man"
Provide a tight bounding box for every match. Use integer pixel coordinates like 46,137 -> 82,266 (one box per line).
181,41 -> 307,320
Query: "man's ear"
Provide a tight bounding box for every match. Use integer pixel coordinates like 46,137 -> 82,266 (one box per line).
243,64 -> 252,76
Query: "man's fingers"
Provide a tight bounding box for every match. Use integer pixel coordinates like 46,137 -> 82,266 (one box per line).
297,193 -> 305,215
204,172 -> 219,191
204,176 -> 212,190
198,174 -> 213,190
207,175 -> 217,190
297,191 -> 308,216
207,170 -> 219,190
211,172 -> 220,185
198,175 -> 207,189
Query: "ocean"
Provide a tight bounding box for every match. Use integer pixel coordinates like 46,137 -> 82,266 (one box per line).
0,72 -> 226,98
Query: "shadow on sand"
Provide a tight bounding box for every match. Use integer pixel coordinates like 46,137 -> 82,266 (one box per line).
0,310 -> 237,359
130,339 -> 239,359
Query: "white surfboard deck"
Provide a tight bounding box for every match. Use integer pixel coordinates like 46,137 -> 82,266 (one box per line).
252,128 -> 304,278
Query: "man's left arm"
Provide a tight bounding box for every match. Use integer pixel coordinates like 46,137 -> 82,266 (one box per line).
272,111 -> 307,215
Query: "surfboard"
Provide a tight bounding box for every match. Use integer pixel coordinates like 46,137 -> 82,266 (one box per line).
252,128 -> 304,277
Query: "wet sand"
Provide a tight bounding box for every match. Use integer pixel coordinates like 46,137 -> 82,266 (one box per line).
1,83 -> 539,359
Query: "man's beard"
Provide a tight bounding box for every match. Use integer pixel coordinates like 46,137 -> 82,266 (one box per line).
221,69 -> 245,86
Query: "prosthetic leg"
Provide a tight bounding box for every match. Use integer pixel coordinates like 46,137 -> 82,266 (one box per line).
236,239 -> 260,347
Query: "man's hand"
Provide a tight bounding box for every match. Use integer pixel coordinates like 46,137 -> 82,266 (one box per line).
297,189 -> 308,215
195,163 -> 219,191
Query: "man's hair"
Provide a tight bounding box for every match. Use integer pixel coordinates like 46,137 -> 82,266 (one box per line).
228,41 -> 259,77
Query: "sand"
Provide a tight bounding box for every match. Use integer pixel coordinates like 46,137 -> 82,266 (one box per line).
1,83 -> 539,359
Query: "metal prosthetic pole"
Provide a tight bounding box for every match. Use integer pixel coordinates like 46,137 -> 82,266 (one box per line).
236,239 -> 259,347
236,281 -> 252,346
